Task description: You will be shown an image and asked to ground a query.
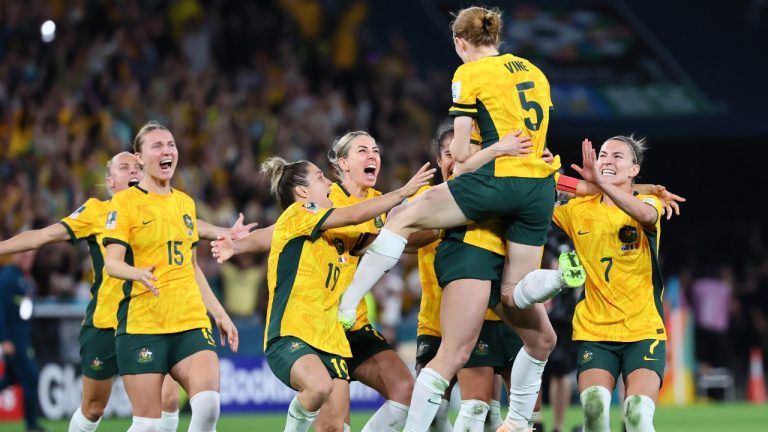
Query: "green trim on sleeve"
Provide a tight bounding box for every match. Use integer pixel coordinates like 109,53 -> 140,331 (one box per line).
310,209 -> 335,241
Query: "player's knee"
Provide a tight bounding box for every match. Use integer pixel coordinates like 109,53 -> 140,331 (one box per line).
189,390 -> 220,430
82,400 -> 106,421
525,326 -> 556,359
390,373 -> 415,404
623,394 -> 655,432
161,389 -> 180,413
304,379 -> 334,411
580,386 -> 610,429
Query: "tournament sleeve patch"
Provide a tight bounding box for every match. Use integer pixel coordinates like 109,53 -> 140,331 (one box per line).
105,211 -> 118,230
452,81 -> 461,103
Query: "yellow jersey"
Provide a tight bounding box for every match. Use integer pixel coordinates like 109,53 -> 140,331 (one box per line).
552,194 -> 666,342
265,201 -> 352,357
449,54 -> 559,178
416,186 -> 502,338
103,186 -> 210,335
328,182 -> 385,332
60,198 -> 123,329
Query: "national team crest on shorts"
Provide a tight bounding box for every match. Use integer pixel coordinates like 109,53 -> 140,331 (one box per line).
417,342 -> 429,356
289,341 -> 304,353
474,339 -> 489,356
138,347 -> 154,364
580,350 -> 594,365
183,214 -> 194,236
374,215 -> 384,229
90,357 -> 103,371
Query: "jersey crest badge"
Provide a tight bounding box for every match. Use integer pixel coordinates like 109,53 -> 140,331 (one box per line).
618,225 -> 638,243
69,205 -> 86,219
105,211 -> 117,230
303,202 -> 319,213
183,214 -> 194,236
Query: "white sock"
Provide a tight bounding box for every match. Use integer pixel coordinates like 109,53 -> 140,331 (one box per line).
159,410 -> 179,432
344,424 -> 351,432
454,399 -> 489,432
504,348 -> 546,427
484,400 -> 503,432
362,400 -> 409,432
512,269 -> 564,309
580,386 -> 611,432
529,411 -> 540,428
404,368 -> 450,432
69,407 -> 101,432
189,390 -> 220,432
432,399 -> 454,432
128,416 -> 160,432
623,394 -> 656,432
285,395 -> 319,432
339,229 -> 407,313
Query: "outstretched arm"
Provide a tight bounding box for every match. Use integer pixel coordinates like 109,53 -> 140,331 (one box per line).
0,223 -> 70,256
198,212 -> 258,242
211,225 -> 275,264
320,162 -> 435,230
104,243 -> 159,296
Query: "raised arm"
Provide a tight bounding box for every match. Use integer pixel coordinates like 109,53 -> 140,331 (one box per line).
571,139 -> 658,226
104,242 -> 159,296
192,249 -> 238,352
320,162 -> 435,231
0,223 -> 70,256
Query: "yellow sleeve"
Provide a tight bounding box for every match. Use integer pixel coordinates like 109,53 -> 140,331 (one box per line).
59,198 -> 101,243
449,64 -> 478,118
552,200 -> 574,239
638,195 -> 663,231
279,202 -> 335,242
102,192 -> 136,247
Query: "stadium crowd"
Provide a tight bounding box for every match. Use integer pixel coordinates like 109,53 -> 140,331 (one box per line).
1,0 -> 767,405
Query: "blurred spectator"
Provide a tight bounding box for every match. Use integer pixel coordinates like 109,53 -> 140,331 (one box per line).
220,254 -> 266,321
690,264 -> 735,369
0,250 -> 45,432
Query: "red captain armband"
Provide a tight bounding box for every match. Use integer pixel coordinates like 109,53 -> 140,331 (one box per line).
556,174 -> 579,194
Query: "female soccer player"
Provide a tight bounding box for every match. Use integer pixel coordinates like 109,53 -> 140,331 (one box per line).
555,137 -> 667,432
103,122 -> 239,432
214,156 -> 432,432
338,7 -> 584,431
0,151 -> 253,432
319,131 -> 417,432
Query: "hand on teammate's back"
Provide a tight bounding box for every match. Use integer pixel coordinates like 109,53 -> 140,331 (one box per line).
493,129 -> 533,157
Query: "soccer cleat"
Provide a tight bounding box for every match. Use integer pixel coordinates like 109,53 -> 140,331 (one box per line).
558,250 -> 586,288
338,307 -> 356,331
495,419 -> 531,432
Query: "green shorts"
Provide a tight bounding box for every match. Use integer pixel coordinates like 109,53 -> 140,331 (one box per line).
499,322 -> 524,372
447,172 -> 556,245
465,320 -> 523,371
346,324 -> 393,374
576,340 -> 666,384
265,336 -> 351,389
116,328 -> 217,375
434,238 -> 504,307
416,335 -> 441,366
79,326 -> 119,380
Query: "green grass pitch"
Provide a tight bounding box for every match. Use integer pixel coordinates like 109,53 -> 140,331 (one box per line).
2,402 -> 767,431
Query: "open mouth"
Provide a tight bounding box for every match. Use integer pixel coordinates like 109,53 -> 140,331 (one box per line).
128,177 -> 140,187
363,164 -> 377,180
601,169 -> 616,177
160,158 -> 173,172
